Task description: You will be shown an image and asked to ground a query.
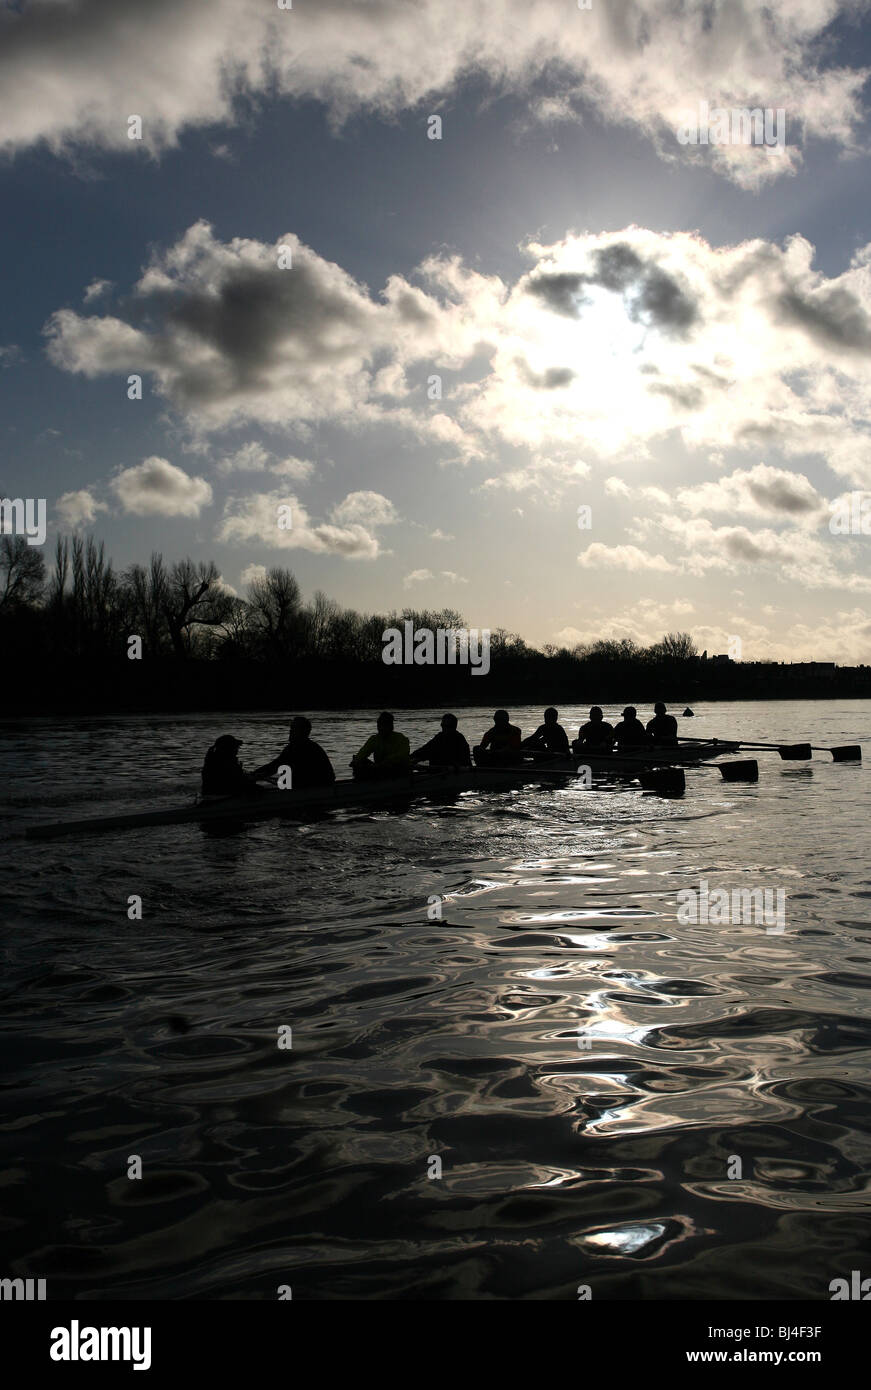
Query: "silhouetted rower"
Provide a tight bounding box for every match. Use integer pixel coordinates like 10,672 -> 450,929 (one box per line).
573,706 -> 615,752
201,735 -> 251,797
522,707 -> 570,755
352,711 -> 412,780
613,706 -> 649,749
251,716 -> 335,788
474,710 -> 522,763
646,701 -> 678,746
412,713 -> 472,767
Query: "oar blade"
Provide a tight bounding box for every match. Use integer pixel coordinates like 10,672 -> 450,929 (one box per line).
640,767 -> 686,796
778,744 -> 812,760
719,759 -> 758,783
831,745 -> 861,762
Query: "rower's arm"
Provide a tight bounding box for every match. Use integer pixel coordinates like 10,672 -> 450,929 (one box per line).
250,756 -> 281,781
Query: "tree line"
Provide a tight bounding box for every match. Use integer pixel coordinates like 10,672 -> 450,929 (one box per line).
2,532 -> 866,712
0,532 -> 698,666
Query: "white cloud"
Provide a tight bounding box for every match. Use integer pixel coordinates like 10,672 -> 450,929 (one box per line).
404,569 -> 435,587
430,528 -> 454,541
44,222 -> 871,523
675,463 -> 825,523
578,543 -> 677,572
240,563 -> 267,586
604,476 -> 630,498
83,278 -> 112,304
216,442 -> 315,481
217,488 -> 396,559
1,1 -> 865,188
54,488 -> 106,528
329,491 -> 399,527
111,456 -> 213,517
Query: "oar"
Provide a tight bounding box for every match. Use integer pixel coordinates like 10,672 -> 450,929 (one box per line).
641,758 -> 759,795
676,736 -> 860,762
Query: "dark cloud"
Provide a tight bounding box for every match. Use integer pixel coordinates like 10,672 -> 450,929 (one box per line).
647,381 -> 704,409
724,532 -> 767,562
516,359 -> 576,389
525,272 -> 587,318
526,241 -> 697,336
745,474 -> 820,514
776,286 -> 871,354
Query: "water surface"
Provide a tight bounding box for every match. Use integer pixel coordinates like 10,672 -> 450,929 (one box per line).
1,700 -> 870,1299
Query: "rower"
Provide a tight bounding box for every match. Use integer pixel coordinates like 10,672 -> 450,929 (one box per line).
351,711 -> 412,780
474,710 -> 522,764
412,713 -> 472,768
251,715 -> 335,788
572,706 -> 614,752
522,707 -> 570,756
201,735 -> 253,797
646,701 -> 678,747
613,706 -> 649,749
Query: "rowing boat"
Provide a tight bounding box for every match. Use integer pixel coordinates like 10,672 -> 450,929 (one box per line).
24,741 -> 738,840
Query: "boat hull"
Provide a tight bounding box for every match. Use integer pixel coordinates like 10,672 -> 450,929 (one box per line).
25,743 -> 737,839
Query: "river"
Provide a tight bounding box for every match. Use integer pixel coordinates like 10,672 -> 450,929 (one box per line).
1,699 -> 870,1299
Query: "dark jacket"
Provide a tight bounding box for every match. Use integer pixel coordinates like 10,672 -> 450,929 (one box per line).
523,722 -> 570,754
202,748 -> 249,796
412,730 -> 472,766
613,718 -> 649,748
575,720 -> 614,749
265,738 -> 335,788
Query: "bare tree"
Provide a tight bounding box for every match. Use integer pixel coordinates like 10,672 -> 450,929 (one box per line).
246,567 -> 304,660
0,535 -> 45,608
162,558 -> 235,658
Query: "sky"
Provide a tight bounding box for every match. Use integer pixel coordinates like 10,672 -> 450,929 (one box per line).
3,0 -> 871,661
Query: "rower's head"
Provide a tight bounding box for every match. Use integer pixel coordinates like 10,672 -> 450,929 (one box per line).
623,706 -> 636,720
213,734 -> 242,757
377,711 -> 394,734
493,709 -> 509,727
589,706 -> 603,723
544,707 -> 559,724
290,715 -> 312,740
654,701 -> 666,716
441,713 -> 458,731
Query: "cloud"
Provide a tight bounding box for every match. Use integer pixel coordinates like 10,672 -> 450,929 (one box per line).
83,278 -> 112,304
216,442 -> 315,481
44,222 -> 871,503
0,344 -> 22,367
430,528 -> 454,541
328,491 -> 399,527
240,563 -> 267,586
111,456 -> 213,517
404,569 -> 435,587
527,243 -> 697,336
55,488 -> 107,528
578,543 -> 677,572
675,463 -> 825,522
1,1 -> 865,188
217,489 -> 397,559
604,476 -> 631,498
